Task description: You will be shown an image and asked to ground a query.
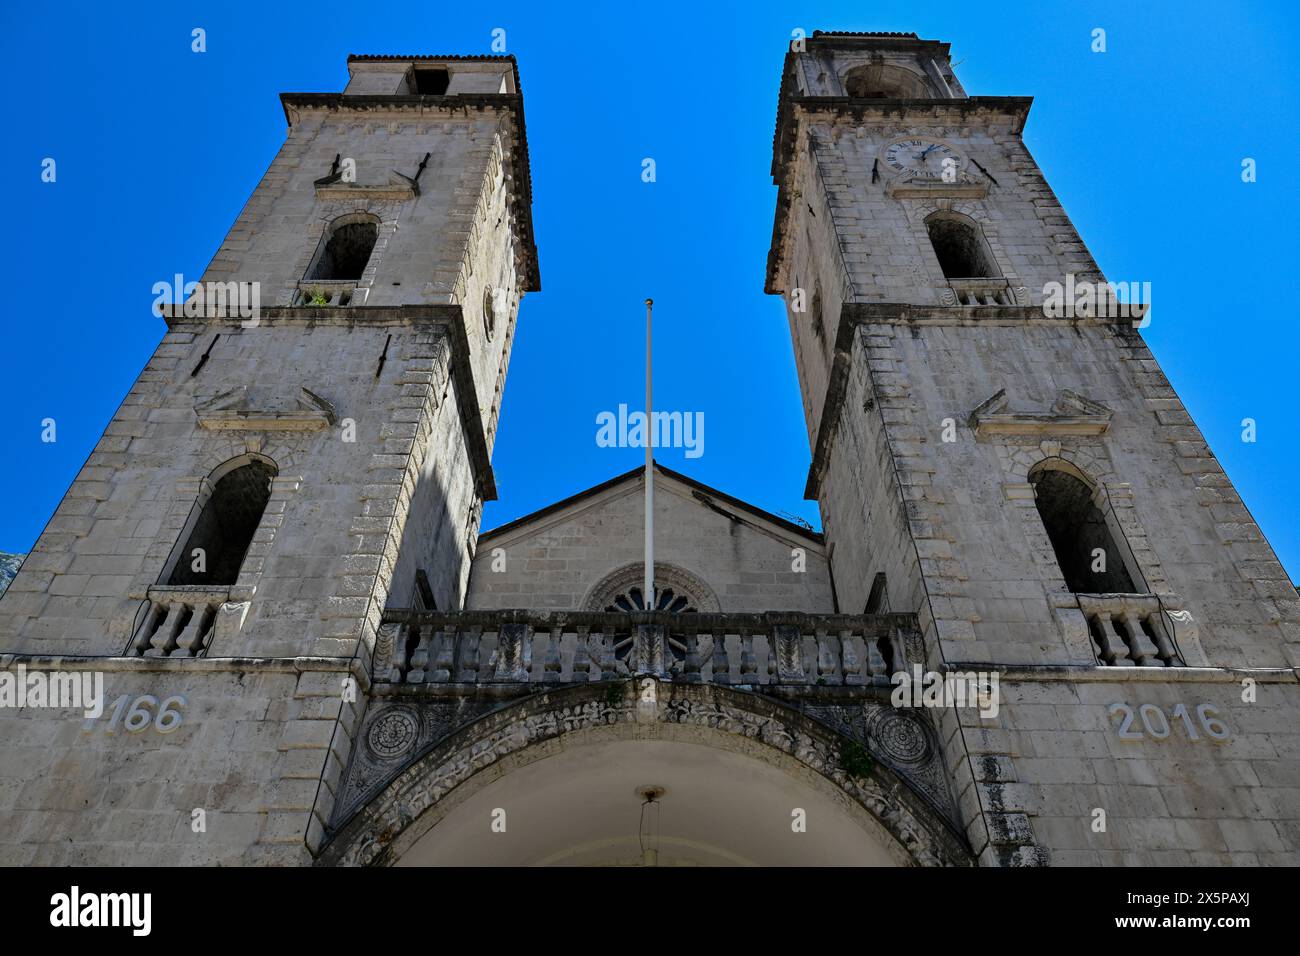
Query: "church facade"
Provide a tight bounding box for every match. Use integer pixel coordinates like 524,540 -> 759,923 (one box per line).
0,33 -> 1296,866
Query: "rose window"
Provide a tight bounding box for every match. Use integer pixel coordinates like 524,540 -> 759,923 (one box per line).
604,585 -> 699,661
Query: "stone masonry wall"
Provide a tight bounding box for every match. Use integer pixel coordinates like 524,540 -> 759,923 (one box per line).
815,313 -> 1300,865
466,472 -> 834,614
198,106 -> 523,441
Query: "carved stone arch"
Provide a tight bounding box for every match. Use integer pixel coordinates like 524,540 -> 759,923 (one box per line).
205,449 -> 279,485
904,197 -> 989,224
155,450 -> 280,584
195,436 -> 304,479
245,436 -> 307,476
154,443 -> 303,604
582,561 -> 721,613
903,200 -> 1021,301
1006,445 -> 1115,488
1006,448 -> 1124,589
316,682 -> 973,867
283,203 -> 404,305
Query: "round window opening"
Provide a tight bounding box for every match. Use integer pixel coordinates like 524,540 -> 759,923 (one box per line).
604,584 -> 699,662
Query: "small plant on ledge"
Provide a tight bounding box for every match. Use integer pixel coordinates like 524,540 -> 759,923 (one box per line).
839,740 -> 874,780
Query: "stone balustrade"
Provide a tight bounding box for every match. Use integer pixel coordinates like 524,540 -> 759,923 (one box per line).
374,609 -> 919,687
128,586 -> 231,658
1077,593 -> 1182,667
942,278 -> 1017,306
293,281 -> 367,307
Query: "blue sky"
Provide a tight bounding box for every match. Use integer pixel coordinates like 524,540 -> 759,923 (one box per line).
2,0 -> 1297,582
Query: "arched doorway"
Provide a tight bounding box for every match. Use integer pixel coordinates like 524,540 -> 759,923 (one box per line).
318,682 -> 971,867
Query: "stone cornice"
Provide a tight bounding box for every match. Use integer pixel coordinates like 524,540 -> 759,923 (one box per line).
162,305 -> 498,501
281,91 -> 519,116
944,663 -> 1299,684
789,95 -> 1032,128
0,653 -> 372,691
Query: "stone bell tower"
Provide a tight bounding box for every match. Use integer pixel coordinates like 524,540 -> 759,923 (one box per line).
0,54 -> 539,864
768,32 -> 1300,865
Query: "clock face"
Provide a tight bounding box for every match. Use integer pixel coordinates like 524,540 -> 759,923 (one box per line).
882,139 -> 962,179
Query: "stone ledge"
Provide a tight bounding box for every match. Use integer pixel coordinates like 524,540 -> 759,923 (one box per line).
0,653 -> 371,690
942,662 -> 1298,684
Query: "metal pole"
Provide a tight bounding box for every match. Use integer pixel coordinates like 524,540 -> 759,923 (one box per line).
644,297 -> 654,610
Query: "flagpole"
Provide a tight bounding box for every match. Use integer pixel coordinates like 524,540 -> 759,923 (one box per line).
644,297 -> 654,611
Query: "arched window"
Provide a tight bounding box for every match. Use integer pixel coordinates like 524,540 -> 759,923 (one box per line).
166,458 -> 277,587
1030,465 -> 1137,594
306,217 -> 379,281
604,582 -> 699,663
483,286 -> 496,340
843,64 -> 930,99
926,215 -> 999,279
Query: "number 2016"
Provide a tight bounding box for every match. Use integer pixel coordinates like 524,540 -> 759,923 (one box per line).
1109,703 -> 1229,742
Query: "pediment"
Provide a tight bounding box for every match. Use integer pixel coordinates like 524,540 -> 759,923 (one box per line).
967,387 -> 1112,438
195,385 -> 337,431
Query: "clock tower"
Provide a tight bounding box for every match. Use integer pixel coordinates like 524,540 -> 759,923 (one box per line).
768,32 -> 1300,865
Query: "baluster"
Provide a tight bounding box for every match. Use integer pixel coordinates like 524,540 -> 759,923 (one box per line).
739,627 -> 759,684
840,627 -> 862,686
1091,612 -> 1132,666
682,627 -> 702,683
143,601 -> 183,657
887,626 -> 909,678
866,632 -> 889,685
430,628 -> 455,682
1122,610 -> 1162,667
171,606 -> 204,658
130,602 -> 161,656
816,625 -> 840,684
525,625 -> 542,681
543,625 -> 563,682
711,630 -> 730,685
407,624 -> 431,683
763,630 -> 777,684
571,626 -> 591,682
173,603 -> 210,657
598,629 -> 619,681
1148,617 -> 1181,666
